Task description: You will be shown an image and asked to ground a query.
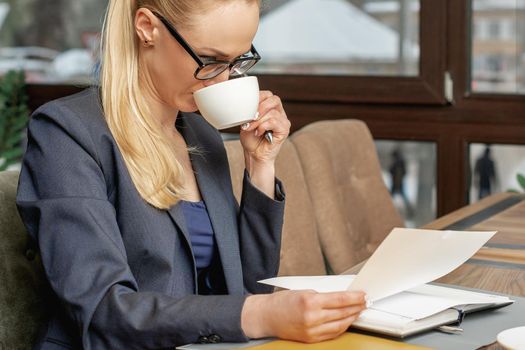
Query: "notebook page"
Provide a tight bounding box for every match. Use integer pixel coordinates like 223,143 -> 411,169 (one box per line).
372,284 -> 512,319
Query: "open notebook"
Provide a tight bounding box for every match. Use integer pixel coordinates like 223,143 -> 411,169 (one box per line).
259,228 -> 514,338
260,275 -> 513,338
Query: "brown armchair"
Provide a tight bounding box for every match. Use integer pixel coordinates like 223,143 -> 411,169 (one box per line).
290,120 -> 403,274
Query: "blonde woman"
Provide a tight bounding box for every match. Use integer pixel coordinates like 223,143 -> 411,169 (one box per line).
16,1 -> 366,349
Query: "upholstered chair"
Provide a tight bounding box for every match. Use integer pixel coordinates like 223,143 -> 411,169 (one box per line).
291,120 -> 403,274
0,170 -> 49,349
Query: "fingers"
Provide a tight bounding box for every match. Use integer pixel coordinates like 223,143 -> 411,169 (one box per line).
258,94 -> 284,117
259,90 -> 274,104
316,291 -> 367,309
304,315 -> 359,343
317,304 -> 366,324
241,91 -> 284,132
242,108 -> 290,142
264,290 -> 366,344
295,291 -> 366,327
310,292 -> 366,327
253,111 -> 279,137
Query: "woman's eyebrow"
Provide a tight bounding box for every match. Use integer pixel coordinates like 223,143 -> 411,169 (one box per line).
197,47 -> 230,57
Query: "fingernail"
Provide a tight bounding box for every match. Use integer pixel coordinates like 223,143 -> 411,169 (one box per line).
365,295 -> 373,308
241,123 -> 250,130
254,130 -> 259,137
253,112 -> 260,121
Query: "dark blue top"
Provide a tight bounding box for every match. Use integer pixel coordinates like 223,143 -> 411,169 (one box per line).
179,200 -> 216,270
179,200 -> 218,294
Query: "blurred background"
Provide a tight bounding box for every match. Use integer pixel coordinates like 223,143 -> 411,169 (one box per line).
1,0 -> 524,227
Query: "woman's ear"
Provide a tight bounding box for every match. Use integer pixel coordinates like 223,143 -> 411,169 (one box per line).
135,8 -> 158,44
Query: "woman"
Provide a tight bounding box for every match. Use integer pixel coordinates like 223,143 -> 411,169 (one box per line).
16,0 -> 366,349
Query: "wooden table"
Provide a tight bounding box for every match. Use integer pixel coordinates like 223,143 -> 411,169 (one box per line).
247,192 -> 525,350
423,192 -> 525,297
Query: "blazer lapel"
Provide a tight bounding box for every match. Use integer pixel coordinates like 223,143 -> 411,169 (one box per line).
178,113 -> 244,295
167,200 -> 198,294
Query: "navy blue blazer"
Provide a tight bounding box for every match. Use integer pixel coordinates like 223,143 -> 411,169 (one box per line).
16,88 -> 285,349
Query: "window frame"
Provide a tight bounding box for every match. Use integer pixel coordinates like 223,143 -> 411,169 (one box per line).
25,0 -> 525,218
257,0 -> 448,105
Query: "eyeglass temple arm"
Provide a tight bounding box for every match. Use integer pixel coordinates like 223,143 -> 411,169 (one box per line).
152,11 -> 205,67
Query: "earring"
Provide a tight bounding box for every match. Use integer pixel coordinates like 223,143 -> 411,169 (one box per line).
143,39 -> 152,47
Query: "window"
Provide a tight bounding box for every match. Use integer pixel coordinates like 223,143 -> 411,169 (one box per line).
487,20 -> 501,39
256,0 -> 447,105
471,0 -> 525,94
254,0 -> 420,76
501,19 -> 515,40
375,140 -> 436,227
468,143 -> 525,203
0,0 -> 106,84
12,0 -> 525,218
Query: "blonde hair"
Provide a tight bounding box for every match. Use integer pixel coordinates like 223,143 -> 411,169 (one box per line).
100,0 -> 258,209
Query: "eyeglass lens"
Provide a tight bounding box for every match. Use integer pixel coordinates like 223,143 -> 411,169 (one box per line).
196,59 -> 258,80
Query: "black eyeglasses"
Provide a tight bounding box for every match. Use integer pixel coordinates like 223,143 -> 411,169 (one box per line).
152,11 -> 261,80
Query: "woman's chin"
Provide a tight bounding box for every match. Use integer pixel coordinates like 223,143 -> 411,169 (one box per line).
178,100 -> 199,113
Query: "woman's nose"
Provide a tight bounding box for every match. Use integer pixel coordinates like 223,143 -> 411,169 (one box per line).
202,69 -> 230,87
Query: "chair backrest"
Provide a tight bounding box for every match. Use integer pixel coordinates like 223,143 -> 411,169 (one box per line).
0,170 -> 49,349
224,140 -> 326,276
291,120 -> 404,274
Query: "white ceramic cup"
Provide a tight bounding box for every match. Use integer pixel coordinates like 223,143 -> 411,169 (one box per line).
193,76 -> 259,130
497,326 -> 525,350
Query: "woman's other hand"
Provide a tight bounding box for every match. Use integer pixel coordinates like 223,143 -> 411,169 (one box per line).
240,91 -> 291,164
239,91 -> 291,198
241,290 -> 367,343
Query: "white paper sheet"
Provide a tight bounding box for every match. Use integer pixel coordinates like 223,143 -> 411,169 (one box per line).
259,228 -> 496,304
259,275 -> 512,322
347,228 -> 496,301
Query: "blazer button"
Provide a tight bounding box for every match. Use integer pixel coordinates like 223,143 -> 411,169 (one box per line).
208,334 -> 222,343
25,249 -> 36,261
197,336 -> 209,344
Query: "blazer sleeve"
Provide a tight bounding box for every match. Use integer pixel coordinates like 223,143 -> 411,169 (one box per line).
16,109 -> 250,349
238,170 -> 285,294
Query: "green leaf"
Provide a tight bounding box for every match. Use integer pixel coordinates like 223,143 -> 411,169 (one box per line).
10,115 -> 28,132
0,158 -> 17,171
4,133 -> 23,149
1,148 -> 23,161
0,70 -> 29,166
518,174 -> 525,192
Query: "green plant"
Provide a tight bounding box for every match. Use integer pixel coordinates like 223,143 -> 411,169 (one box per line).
0,70 -> 30,171
508,173 -> 525,193
517,173 -> 525,192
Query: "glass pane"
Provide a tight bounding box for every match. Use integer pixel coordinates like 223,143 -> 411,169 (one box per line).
254,0 -> 420,76
468,143 -> 525,203
471,0 -> 525,94
0,1 -> 106,84
375,140 -> 436,228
